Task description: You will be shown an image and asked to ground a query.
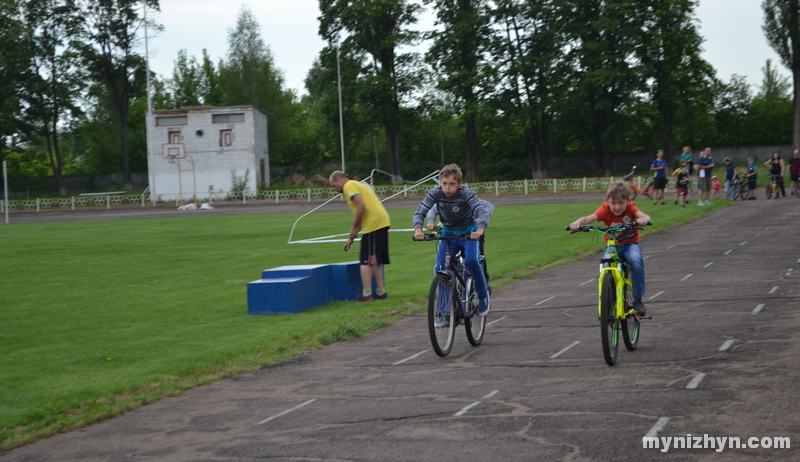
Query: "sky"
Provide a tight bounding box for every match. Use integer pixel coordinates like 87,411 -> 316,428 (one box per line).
145,0 -> 785,98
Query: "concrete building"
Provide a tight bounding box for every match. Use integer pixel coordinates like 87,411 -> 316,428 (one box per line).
146,105 -> 269,202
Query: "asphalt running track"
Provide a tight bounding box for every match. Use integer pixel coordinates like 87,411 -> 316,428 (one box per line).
3,197 -> 800,461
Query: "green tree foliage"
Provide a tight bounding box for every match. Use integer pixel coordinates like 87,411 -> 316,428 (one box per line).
19,0 -> 85,195
425,0 -> 493,181
0,0 -> 32,152
763,0 -> 800,148
639,0 -> 716,159
319,0 -> 423,182
219,6 -> 297,166
81,0 -> 160,187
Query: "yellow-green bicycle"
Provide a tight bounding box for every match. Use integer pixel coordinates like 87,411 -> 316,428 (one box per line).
567,221 -> 652,366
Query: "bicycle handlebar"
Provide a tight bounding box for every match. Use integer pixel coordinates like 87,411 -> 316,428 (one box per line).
564,221 -> 652,234
413,232 -> 479,241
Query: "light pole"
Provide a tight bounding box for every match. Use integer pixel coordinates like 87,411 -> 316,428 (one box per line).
336,43 -> 345,172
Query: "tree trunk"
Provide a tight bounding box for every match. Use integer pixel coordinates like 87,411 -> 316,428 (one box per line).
115,104 -> 132,188
793,68 -> 800,150
384,125 -> 402,184
465,114 -> 478,182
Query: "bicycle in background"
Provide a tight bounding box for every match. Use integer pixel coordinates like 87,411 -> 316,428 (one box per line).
622,166 -> 652,201
567,221 -> 652,366
413,230 -> 486,357
730,174 -> 749,200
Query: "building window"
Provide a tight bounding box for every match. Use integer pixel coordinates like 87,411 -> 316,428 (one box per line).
220,129 -> 233,147
156,116 -> 188,126
212,113 -> 245,124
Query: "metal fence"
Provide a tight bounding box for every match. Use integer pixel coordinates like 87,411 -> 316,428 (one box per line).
2,176 -> 666,213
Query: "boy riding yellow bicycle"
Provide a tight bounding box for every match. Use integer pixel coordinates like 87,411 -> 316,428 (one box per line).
569,181 -> 651,315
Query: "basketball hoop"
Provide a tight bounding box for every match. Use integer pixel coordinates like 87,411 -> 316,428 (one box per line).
162,143 -> 186,159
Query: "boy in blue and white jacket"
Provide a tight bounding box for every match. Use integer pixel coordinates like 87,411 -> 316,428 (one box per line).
414,164 -> 491,316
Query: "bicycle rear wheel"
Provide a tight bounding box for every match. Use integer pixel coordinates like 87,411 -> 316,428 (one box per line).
621,282 -> 640,351
600,272 -> 619,366
766,185 -> 772,199
465,280 -> 485,346
428,274 -> 455,357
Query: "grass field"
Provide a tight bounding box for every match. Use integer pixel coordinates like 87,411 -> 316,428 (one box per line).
0,198 -> 729,449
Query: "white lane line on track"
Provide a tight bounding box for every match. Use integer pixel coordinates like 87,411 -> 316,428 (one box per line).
645,417 -> 671,438
787,268 -> 795,277
686,373 -> 707,390
579,278 -> 594,286
725,250 -> 732,255
550,341 -> 581,359
740,241 -> 747,246
393,350 -> 430,366
535,296 -> 555,305
257,399 -> 317,425
667,245 -> 675,250
487,316 -> 507,326
719,339 -> 735,351
483,390 -> 498,399
454,402 -> 482,417
644,255 -> 651,260
797,258 -> 800,264
769,286 -> 779,294
704,262 -> 714,268
648,291 -> 664,300
680,273 -> 693,281
751,304 -> 765,315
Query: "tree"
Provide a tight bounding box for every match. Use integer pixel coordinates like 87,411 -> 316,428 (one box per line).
563,0 -> 647,174
170,49 -> 203,107
219,6 -> 297,166
318,0 -> 422,183
490,0 -> 571,179
0,0 -> 32,153
81,0 -> 160,188
639,0 -> 715,160
19,0 -> 85,196
747,59 -> 792,145
763,0 -> 800,149
426,0 -> 493,181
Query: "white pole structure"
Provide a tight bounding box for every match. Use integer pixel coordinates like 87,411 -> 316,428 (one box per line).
3,160 -> 8,224
336,44 -> 345,172
144,3 -> 156,204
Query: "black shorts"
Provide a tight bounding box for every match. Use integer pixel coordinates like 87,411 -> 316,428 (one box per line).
360,226 -> 390,265
792,173 -> 800,182
653,177 -> 667,190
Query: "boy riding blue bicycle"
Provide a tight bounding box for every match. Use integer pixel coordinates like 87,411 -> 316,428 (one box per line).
569,181 -> 651,315
414,164 -> 492,316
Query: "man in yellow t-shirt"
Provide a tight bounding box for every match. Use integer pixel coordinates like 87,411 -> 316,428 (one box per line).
329,171 -> 391,301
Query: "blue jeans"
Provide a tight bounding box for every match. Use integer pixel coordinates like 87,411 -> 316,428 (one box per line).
436,237 -> 489,299
603,243 -> 645,300
725,179 -> 734,200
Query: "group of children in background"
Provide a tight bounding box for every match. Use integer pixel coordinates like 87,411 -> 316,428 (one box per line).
645,148 -> 800,204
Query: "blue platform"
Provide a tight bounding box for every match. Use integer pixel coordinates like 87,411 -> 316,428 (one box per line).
247,262 -> 369,315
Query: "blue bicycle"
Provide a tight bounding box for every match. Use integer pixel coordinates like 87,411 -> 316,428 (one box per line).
414,231 -> 486,357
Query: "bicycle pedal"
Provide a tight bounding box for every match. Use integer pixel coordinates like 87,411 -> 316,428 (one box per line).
635,315 -> 652,320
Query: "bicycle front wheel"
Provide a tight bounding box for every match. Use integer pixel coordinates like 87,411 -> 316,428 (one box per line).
766,185 -> 772,199
740,186 -> 750,200
731,184 -> 740,200
428,274 -> 455,357
599,272 -> 619,366
621,282 -> 640,351
465,281 -> 485,346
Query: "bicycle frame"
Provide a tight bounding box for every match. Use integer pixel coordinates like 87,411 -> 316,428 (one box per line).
437,248 -> 472,320
597,238 -> 633,319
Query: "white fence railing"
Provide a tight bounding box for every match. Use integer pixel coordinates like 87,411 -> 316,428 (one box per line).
2,176 -> 670,213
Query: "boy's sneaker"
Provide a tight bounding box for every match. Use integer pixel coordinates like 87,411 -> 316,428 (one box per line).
433,316 -> 449,329
372,292 -> 389,300
632,298 -> 647,316
356,294 -> 374,302
674,200 -> 678,205
681,205 -> 686,208
478,296 -> 491,317
661,201 -> 666,205
653,201 -> 658,205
